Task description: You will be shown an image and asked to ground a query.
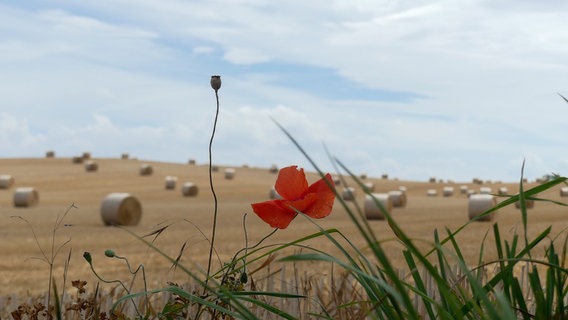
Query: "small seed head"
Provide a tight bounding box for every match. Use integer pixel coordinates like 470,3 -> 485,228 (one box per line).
210,75 -> 221,91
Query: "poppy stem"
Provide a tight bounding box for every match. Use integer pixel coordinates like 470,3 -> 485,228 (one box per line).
205,86 -> 220,285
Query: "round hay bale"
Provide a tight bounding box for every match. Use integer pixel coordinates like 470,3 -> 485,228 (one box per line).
515,199 -> 535,209
560,187 -> 568,197
342,187 -> 356,201
82,152 -> 91,159
181,182 -> 198,197
468,194 -> 497,221
188,159 -> 196,165
165,176 -> 178,190
381,174 -> 388,180
467,189 -> 476,197
460,185 -> 468,194
388,190 -> 407,207
72,156 -> 83,164
426,189 -> 438,197
498,187 -> 508,195
140,164 -> 153,176
399,186 -> 407,193
333,176 -> 341,186
363,182 -> 375,192
269,164 -> 279,174
364,193 -> 392,220
443,186 -> 454,197
269,186 -> 282,199
121,153 -> 129,159
429,177 -> 436,183
479,187 -> 492,194
0,175 -> 15,189
359,173 -> 367,180
45,150 -> 55,158
100,193 -> 142,226
211,165 -> 219,172
13,187 -> 39,207
224,168 -> 236,180
85,160 -> 98,172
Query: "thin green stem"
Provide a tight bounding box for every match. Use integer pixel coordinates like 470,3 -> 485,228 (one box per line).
206,88 -> 220,285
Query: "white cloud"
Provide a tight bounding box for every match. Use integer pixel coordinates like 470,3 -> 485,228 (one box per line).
1,1 -> 568,181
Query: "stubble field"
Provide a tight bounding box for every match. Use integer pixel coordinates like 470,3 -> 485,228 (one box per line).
0,157 -> 566,300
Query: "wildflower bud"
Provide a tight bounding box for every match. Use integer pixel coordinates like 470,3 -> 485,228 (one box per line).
83,252 -> 92,264
210,75 -> 221,91
104,249 -> 116,258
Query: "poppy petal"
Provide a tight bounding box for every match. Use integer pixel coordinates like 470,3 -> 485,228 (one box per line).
275,166 -> 308,200
251,200 -> 297,229
304,174 -> 335,219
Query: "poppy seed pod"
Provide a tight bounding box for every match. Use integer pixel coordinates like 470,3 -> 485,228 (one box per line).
210,75 -> 221,91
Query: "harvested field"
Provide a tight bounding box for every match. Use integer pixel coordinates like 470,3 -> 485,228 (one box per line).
0,157 -> 566,300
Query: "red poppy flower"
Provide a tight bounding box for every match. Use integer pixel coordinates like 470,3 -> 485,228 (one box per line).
251,165 -> 335,229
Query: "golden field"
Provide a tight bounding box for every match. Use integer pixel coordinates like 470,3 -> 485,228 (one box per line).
0,156 -> 566,299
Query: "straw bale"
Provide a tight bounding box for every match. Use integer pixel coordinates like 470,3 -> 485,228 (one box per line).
100,193 -> 142,226
381,174 -> 388,180
388,190 -> 407,207
429,177 -> 436,183
364,193 -> 392,220
211,165 -> 219,172
121,153 -> 129,159
165,176 -> 178,190
360,173 -> 368,180
13,187 -> 39,207
479,187 -> 492,195
460,185 -> 468,194
84,160 -> 98,172
426,189 -> 437,197
0,175 -> 15,189
399,186 -> 407,193
181,182 -> 198,197
363,182 -> 375,192
45,151 -> 55,158
140,164 -> 153,176
72,156 -> 83,164
467,190 -> 476,197
560,187 -> 568,197
188,159 -> 196,165
443,186 -> 454,197
515,199 -> 534,209
342,187 -> 356,201
269,164 -> 279,174
468,194 -> 497,221
82,152 -> 91,159
333,176 -> 341,186
224,168 -> 236,180
498,187 -> 508,195
269,186 -> 282,199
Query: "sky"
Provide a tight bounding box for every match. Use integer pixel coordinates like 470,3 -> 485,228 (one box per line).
1,1 -> 568,182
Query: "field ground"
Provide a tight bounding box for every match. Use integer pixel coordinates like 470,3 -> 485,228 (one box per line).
0,157 -> 566,299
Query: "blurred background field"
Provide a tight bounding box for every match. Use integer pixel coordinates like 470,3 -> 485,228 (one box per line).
0,156 -> 566,299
